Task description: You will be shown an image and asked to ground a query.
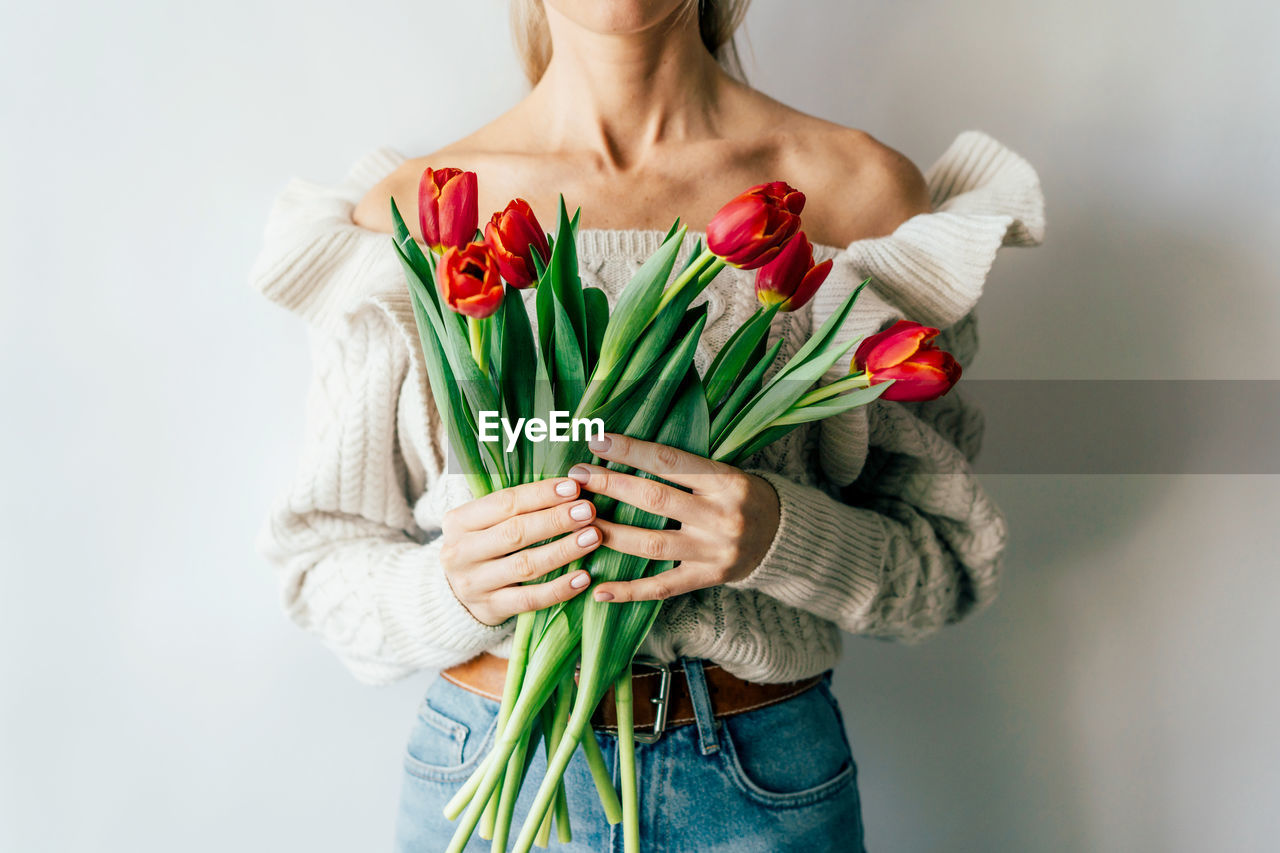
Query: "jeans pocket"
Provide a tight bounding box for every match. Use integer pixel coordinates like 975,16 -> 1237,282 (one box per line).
403,677 -> 500,784
717,683 -> 856,808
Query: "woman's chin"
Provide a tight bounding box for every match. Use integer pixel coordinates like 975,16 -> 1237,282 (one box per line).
543,0 -> 691,36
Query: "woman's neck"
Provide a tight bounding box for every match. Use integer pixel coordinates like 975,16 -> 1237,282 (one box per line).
523,5 -> 732,170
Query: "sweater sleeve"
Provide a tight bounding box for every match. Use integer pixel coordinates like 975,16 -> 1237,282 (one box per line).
254,272 -> 509,686
254,302 -> 509,681
729,398 -> 1004,642
250,147 -> 510,682
723,130 -> 1041,641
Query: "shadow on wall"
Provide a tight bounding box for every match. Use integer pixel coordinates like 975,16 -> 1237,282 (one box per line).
828,210 -> 1277,851
832,476 -> 1178,853
976,201 -> 1280,381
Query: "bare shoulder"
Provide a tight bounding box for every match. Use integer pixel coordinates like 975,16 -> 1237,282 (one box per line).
350,112 -> 555,239
352,137 -> 468,237
747,100 -> 932,245
789,125 -> 931,245
352,160 -> 408,235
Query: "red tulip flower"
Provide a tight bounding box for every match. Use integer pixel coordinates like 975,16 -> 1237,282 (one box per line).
754,231 -> 833,311
853,320 -> 962,401
437,241 -> 504,318
484,199 -> 550,289
706,181 -> 806,269
419,167 -> 478,252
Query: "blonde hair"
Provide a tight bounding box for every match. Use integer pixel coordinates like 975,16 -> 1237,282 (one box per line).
511,0 -> 751,85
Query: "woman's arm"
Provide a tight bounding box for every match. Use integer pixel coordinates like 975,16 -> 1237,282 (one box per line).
737,398 -> 1004,640
256,304 -> 510,684
259,300 -> 609,682
581,394 -> 1003,642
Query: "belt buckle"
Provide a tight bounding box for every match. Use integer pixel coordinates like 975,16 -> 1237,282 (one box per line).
629,656 -> 672,745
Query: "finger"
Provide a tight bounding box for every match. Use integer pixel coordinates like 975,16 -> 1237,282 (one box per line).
591,565 -> 712,603
457,499 -> 596,563
488,566 -> 594,620
470,525 -> 603,591
595,519 -> 701,564
445,478 -> 580,534
566,464 -> 700,522
587,433 -> 732,492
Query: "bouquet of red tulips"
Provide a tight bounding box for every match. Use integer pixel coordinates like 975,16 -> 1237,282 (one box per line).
387,169 -> 960,852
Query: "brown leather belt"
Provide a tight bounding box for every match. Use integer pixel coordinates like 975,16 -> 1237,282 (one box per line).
442,652 -> 824,743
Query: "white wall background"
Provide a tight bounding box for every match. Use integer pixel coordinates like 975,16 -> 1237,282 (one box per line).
3,1 -> 1278,851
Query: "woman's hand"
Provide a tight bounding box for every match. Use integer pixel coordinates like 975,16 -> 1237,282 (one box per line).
441,478 -> 602,626
568,433 -> 781,603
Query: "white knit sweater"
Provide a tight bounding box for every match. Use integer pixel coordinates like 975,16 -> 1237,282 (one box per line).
250,131 -> 1045,685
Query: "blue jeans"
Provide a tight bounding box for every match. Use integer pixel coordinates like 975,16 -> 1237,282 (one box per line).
395,659 -> 866,852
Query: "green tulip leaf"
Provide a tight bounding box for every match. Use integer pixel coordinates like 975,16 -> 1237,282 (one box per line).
710,338 -> 784,442
705,302 -> 781,410
582,286 -> 609,373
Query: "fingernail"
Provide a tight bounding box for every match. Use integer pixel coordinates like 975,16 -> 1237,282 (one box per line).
570,572 -> 590,589
555,480 -> 576,497
576,527 -> 599,547
587,435 -> 612,454
569,502 -> 592,521
594,590 -> 614,602
567,465 -> 590,484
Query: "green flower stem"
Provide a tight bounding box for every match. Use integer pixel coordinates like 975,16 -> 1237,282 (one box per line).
444,750 -> 495,820
464,472 -> 493,503
616,666 -> 639,853
655,248 -> 716,313
511,650 -> 618,853
552,675 -> 577,839
511,706 -> 596,853
478,613 -> 534,834
698,256 -> 728,290
532,696 -> 552,845
575,253 -> 714,419
553,776 -> 572,844
794,372 -> 871,408
445,625 -> 579,853
580,722 -> 622,824
574,254 -> 725,426
491,725 -> 533,852
469,315 -> 489,373
531,705 -> 557,848
536,675 -> 575,847
477,793 -> 495,842
448,703 -> 538,853
534,793 -> 555,849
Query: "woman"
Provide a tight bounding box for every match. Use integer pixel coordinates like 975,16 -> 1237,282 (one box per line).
251,1 -> 1044,850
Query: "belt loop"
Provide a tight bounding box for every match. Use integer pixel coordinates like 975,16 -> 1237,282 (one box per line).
681,657 -> 719,755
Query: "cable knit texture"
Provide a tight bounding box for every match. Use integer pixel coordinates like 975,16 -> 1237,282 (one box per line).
250,131 -> 1045,685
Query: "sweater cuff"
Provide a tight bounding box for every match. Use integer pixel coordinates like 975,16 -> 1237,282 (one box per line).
726,470 -> 885,613
371,538 -> 511,661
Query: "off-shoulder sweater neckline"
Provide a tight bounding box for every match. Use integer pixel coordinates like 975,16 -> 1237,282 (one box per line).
333,145 -> 871,261
250,130 -> 1046,334
573,225 -> 844,262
